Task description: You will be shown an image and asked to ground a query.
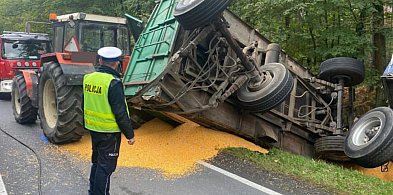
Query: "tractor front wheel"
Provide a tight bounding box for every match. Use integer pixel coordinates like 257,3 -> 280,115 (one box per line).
12,75 -> 37,124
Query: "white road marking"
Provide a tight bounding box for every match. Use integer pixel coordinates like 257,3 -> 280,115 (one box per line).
198,161 -> 282,195
0,174 -> 8,195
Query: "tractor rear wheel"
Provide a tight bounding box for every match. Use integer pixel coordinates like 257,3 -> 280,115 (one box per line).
38,61 -> 85,144
174,0 -> 233,30
12,75 -> 37,124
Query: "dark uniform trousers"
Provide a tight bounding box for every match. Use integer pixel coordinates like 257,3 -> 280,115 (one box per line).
89,131 -> 121,195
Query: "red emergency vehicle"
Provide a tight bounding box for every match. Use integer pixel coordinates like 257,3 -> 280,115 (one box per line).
0,32 -> 51,99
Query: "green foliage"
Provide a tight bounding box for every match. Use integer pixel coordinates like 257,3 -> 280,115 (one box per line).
224,147 -> 393,195
1,0 -> 393,88
124,0 -> 156,22
230,0 -> 393,86
0,0 -> 156,33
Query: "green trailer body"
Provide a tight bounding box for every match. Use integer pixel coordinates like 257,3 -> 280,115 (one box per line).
122,0 -> 385,167
124,0 -> 179,97
122,0 -> 337,158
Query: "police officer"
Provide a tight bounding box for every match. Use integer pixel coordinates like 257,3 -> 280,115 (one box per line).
83,47 -> 135,195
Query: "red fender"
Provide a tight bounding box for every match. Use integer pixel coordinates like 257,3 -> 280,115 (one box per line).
21,70 -> 37,98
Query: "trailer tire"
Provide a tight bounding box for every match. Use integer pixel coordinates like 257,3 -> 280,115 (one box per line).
12,75 -> 37,124
174,0 -> 233,30
315,135 -> 350,162
319,57 -> 364,86
129,114 -> 142,129
38,61 -> 85,144
129,108 -> 155,129
344,107 -> 393,168
237,63 -> 293,112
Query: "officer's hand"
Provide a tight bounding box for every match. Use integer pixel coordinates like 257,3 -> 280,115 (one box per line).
128,138 -> 135,145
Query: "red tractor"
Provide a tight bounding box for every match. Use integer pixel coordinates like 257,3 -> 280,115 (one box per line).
0,32 -> 51,100
12,13 -> 136,143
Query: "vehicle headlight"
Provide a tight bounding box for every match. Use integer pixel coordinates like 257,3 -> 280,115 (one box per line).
17,62 -> 22,67
32,62 -> 37,67
25,62 -> 30,67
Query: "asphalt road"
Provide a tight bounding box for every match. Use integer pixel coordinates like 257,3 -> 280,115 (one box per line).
0,99 -> 332,195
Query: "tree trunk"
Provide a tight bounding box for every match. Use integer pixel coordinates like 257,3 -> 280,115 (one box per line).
372,1 -> 387,107
372,1 -> 386,74
373,33 -> 386,74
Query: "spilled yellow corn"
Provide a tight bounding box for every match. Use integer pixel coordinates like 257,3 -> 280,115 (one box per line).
344,162 -> 393,181
60,117 -> 268,178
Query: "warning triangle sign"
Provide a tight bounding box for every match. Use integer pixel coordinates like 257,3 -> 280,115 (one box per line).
64,36 -> 80,52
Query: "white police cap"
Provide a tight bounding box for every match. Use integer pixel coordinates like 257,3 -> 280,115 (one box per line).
97,47 -> 122,62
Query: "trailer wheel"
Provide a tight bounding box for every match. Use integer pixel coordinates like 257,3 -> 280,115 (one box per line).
38,61 -> 85,144
174,0 -> 233,30
129,108 -> 155,129
319,57 -> 364,87
237,63 -> 293,112
12,75 -> 37,124
315,135 -> 350,162
344,107 -> 393,168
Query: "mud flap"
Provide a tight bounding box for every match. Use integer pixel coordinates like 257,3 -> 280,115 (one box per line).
21,70 -> 39,107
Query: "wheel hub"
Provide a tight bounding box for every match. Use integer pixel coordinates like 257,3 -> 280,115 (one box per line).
332,75 -> 351,85
248,71 -> 273,92
43,79 -> 57,129
352,117 -> 381,146
364,126 -> 380,143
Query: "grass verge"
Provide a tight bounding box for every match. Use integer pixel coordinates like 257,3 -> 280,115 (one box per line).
223,147 -> 393,195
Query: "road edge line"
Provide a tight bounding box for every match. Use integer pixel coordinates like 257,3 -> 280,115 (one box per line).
198,161 -> 282,195
0,174 -> 8,195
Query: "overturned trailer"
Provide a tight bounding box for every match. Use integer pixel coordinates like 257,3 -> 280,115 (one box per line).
123,0 -> 388,167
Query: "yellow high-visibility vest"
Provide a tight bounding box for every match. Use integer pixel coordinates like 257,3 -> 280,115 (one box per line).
83,72 -> 121,133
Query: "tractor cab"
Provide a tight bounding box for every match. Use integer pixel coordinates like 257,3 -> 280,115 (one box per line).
48,13 -> 132,71
11,11 -> 142,144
